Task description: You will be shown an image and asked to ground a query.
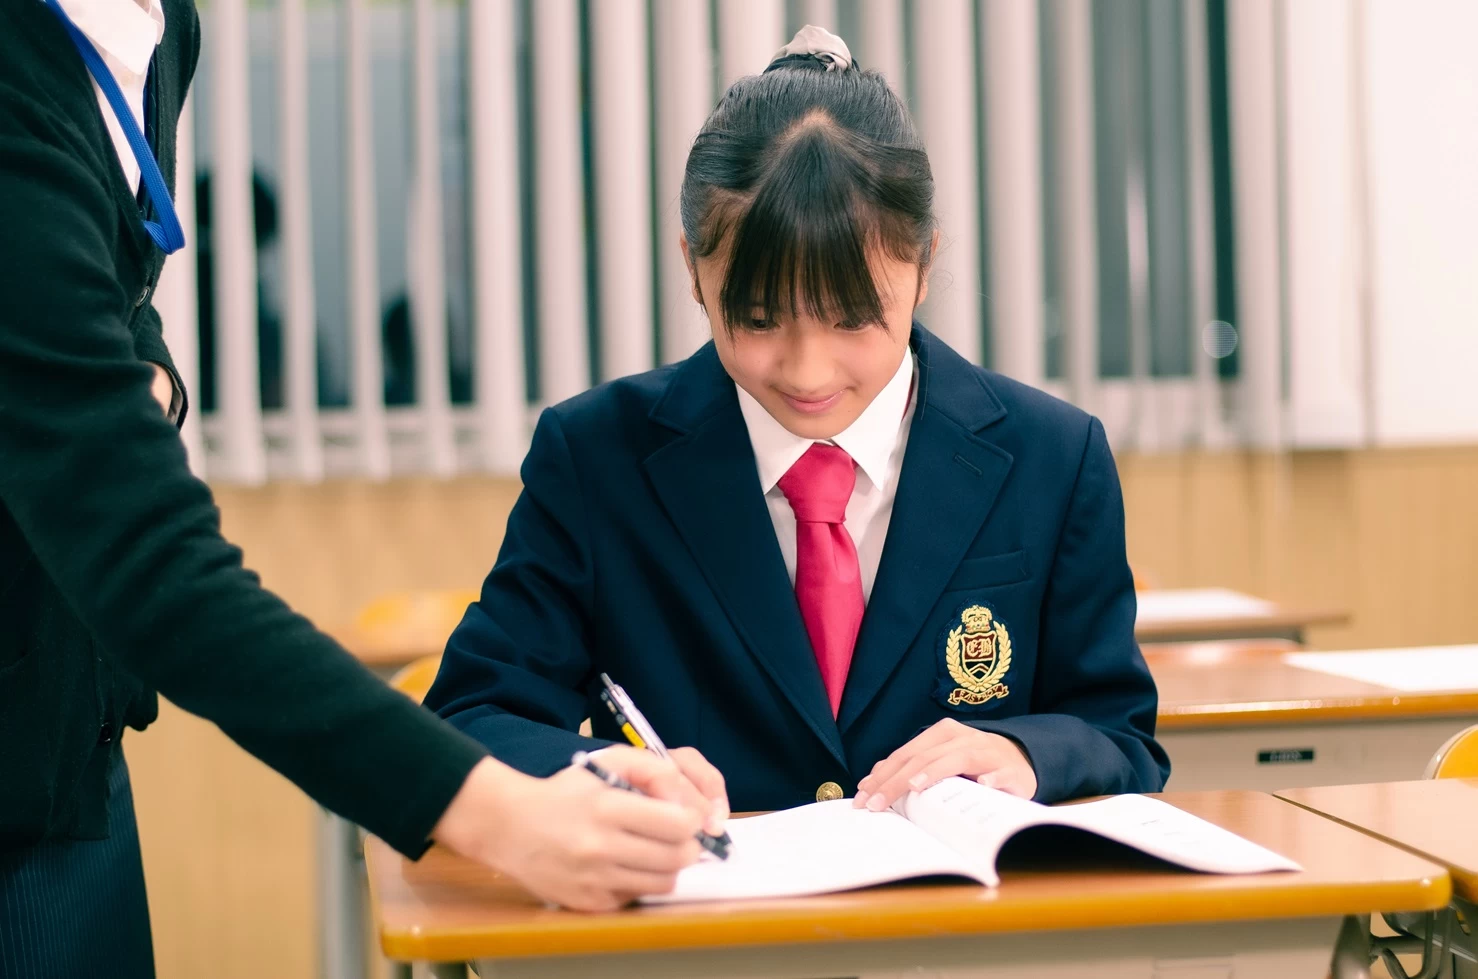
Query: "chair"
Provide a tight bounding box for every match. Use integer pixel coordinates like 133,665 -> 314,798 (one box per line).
388,654 -> 443,705
355,589 -> 478,643
1424,724 -> 1478,780
387,654 -> 595,737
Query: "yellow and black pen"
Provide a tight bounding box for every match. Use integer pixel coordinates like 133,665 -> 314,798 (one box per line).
598,673 -> 734,851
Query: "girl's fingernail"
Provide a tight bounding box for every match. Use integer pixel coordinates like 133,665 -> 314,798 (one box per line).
908,772 -> 929,790
866,794 -> 889,812
853,793 -> 870,809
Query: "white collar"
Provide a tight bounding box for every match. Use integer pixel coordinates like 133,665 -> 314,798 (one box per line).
736,347 -> 916,494
53,0 -> 165,79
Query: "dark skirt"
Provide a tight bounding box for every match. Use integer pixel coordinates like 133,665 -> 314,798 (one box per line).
0,753 -> 155,979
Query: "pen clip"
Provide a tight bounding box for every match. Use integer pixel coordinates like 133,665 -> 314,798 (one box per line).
601,675 -> 669,759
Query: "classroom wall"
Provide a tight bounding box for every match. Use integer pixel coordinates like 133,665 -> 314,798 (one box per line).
123,444 -> 1478,979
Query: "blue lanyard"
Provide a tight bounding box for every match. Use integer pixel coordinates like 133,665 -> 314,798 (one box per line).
43,0 -> 185,254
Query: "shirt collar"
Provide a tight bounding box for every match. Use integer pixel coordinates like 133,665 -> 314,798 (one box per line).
737,348 -> 916,494
54,0 -> 166,79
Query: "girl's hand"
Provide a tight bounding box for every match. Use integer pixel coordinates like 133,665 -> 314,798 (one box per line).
853,719 -> 1037,811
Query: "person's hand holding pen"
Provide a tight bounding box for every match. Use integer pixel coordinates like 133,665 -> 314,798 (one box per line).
589,744 -> 731,839
432,748 -> 709,912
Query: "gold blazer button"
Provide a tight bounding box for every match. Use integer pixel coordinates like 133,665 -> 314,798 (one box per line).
815,781 -> 844,803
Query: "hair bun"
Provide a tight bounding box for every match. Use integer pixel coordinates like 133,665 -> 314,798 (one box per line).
766,24 -> 854,73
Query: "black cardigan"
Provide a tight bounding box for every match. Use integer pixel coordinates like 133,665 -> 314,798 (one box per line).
0,0 -> 485,855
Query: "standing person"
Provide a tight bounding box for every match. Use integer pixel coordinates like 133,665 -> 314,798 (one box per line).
0,2 -> 720,976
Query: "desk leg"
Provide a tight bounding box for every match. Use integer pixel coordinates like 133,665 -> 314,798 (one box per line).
1330,914 -> 1372,979
1452,898 -> 1477,979
471,915 -> 1342,978
319,809 -> 368,979
410,965 -> 468,979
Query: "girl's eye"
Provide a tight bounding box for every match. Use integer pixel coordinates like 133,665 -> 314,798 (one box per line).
837,319 -> 874,332
747,314 -> 776,331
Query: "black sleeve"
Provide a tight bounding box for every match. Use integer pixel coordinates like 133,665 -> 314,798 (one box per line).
0,107 -> 486,859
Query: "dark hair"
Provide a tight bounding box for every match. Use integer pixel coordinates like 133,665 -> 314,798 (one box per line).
680,53 -> 935,333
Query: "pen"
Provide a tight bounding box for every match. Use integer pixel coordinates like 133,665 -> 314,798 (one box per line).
598,674 -> 735,852
571,751 -> 730,861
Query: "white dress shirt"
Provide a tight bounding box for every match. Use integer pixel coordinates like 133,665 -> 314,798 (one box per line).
736,349 -> 917,603
54,0 -> 166,196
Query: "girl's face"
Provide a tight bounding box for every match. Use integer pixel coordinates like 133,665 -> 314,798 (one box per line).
685,241 -> 929,441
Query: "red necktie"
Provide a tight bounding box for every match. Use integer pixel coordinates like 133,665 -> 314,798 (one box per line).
777,443 -> 865,717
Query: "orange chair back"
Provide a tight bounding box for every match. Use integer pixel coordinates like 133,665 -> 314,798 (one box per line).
388,654 -> 443,706
355,590 -> 478,633
1424,723 -> 1478,779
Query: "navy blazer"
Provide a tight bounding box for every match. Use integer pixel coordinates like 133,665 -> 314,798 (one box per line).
426,326 -> 1169,811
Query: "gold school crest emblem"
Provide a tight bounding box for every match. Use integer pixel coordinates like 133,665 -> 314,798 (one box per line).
945,605 -> 1012,706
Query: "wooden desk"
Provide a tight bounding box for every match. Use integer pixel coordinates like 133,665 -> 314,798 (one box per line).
1277,780 -> 1478,972
1142,638 -> 1303,666
1135,589 -> 1347,644
333,589 -> 475,673
1276,779 -> 1478,904
1152,647 -> 1478,794
365,791 -> 1449,978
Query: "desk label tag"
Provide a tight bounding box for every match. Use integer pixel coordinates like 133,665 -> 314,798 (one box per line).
1257,748 -> 1315,765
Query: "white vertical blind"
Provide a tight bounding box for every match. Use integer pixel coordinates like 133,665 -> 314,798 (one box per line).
467,0 -> 528,473
911,0 -> 982,360
343,0 -> 391,478
590,0 -> 656,382
717,0 -> 785,86
1225,0 -> 1285,449
408,0 -> 456,475
531,0 -> 591,403
156,95 -> 204,475
801,0 -> 839,31
1121,18 -> 1153,452
210,0 -> 266,484
652,0 -> 713,363
981,0 -> 1045,385
1181,0 -> 1226,448
187,0 -> 1453,483
276,0 -> 323,481
856,0 -> 906,96
1049,0 -> 1099,416
1281,0 -> 1366,448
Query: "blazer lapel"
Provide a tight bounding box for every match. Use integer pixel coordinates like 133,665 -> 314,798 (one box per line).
644,346 -> 846,766
837,328 -> 1014,732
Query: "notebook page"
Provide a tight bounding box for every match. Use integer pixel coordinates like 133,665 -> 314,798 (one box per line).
897,777 -> 1049,885
643,799 -> 988,904
1027,793 -> 1302,874
1135,588 -> 1275,625
901,779 -> 1300,877
1284,645 -> 1478,692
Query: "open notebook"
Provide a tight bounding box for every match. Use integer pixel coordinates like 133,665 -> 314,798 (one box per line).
645,777 -> 1300,904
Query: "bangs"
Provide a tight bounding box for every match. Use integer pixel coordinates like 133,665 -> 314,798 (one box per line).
695,125 -> 931,332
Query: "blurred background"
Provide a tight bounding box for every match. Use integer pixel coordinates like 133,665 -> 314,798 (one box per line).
127,0 -> 1478,976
